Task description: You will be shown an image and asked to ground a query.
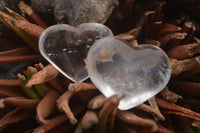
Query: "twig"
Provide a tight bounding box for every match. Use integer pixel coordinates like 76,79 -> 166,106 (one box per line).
48,78 -> 66,93
18,1 -> 48,28
0,97 -> 39,110
148,96 -> 165,121
5,7 -> 27,21
137,103 -> 165,121
68,82 -> 97,102
87,95 -> 108,109
0,47 -> 31,56
181,21 -> 196,44
74,121 -> 82,133
156,98 -> 200,121
0,10 -> 39,51
33,114 -> 69,133
17,73 -> 40,99
0,79 -> 20,86
27,66 -> 49,97
36,89 -> 60,124
26,64 -> 59,87
170,56 -> 200,77
34,63 -> 44,71
167,43 -> 200,60
152,2 -> 165,22
159,32 -> 187,48
33,106 -> 84,133
108,102 -> 118,132
156,23 -> 181,37
170,80 -> 200,97
0,86 -> 25,97
56,90 -> 76,125
117,28 -> 139,42
143,11 -> 154,37
95,95 -> 120,133
15,20 -> 44,40
117,110 -> 158,133
159,87 -> 182,103
0,107 -> 33,129
68,82 -> 97,93
81,111 -> 98,130
144,39 -> 161,47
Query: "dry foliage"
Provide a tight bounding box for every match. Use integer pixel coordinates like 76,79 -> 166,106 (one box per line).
0,1 -> 200,133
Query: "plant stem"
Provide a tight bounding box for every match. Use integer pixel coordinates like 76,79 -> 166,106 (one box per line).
27,66 -> 49,97
17,73 -> 40,99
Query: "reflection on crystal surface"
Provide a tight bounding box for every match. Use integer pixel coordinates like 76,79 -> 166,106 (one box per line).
39,23 -> 113,82
86,36 -> 171,110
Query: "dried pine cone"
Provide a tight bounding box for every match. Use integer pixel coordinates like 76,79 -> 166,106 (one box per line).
0,1 -> 200,133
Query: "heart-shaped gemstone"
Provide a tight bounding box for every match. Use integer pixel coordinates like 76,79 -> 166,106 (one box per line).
39,23 -> 113,82
85,36 -> 171,110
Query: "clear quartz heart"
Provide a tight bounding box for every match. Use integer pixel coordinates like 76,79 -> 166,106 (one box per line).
39,23 -> 113,82
85,36 -> 171,110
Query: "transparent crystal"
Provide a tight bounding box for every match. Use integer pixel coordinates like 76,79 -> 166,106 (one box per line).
39,23 -> 113,82
85,36 -> 171,110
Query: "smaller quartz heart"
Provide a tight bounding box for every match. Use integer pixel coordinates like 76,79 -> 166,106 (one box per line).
39,23 -> 113,82
85,36 -> 171,110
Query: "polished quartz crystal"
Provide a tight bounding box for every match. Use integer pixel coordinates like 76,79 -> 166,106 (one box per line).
39,23 -> 113,82
85,36 -> 171,110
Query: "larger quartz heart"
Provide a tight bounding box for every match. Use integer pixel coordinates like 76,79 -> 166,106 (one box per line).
85,36 -> 171,110
39,23 -> 113,82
